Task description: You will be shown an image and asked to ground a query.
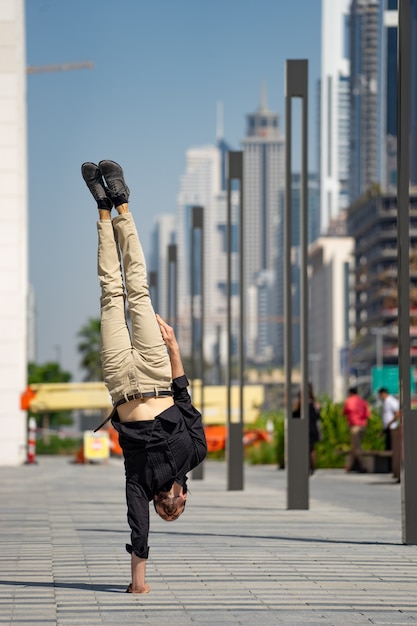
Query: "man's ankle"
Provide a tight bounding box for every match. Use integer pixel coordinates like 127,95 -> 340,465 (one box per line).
98,209 -> 112,221
116,203 -> 129,214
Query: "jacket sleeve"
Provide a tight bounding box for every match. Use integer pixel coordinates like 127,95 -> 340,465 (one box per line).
125,477 -> 150,560
172,375 -> 207,466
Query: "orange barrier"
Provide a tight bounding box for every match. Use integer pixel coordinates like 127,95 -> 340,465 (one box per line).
74,424 -> 270,461
21,387 -> 36,410
243,429 -> 271,446
204,425 -> 227,452
109,425 -> 122,455
204,425 -> 271,453
74,446 -> 85,464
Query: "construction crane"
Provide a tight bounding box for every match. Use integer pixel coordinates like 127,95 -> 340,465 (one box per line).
26,61 -> 94,75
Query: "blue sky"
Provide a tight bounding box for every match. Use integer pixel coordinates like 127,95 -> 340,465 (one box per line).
26,0 -> 321,379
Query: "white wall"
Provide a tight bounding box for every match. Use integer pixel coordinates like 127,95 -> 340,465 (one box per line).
0,0 -> 28,465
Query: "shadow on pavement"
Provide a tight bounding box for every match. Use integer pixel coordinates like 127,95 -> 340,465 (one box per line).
77,527 -> 400,547
0,580 -> 126,593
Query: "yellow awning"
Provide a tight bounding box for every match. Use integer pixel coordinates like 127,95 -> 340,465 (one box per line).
28,383 -> 112,412
26,381 -> 264,424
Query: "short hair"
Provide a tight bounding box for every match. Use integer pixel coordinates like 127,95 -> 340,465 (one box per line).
378,387 -> 388,395
153,498 -> 186,522
348,386 -> 358,395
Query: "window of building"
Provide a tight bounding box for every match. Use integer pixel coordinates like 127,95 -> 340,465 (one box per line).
343,14 -> 350,59
217,223 -> 238,253
217,281 -> 239,297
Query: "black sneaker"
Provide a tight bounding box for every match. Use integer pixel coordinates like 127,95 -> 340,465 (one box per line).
98,160 -> 130,207
81,162 -> 112,210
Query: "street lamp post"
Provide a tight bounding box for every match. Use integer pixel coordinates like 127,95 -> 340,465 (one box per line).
397,0 -> 417,544
167,244 -> 178,333
190,206 -> 204,480
285,59 -> 309,510
149,271 -> 158,316
226,150 -> 244,491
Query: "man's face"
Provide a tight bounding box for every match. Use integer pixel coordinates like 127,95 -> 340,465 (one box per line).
154,488 -> 187,521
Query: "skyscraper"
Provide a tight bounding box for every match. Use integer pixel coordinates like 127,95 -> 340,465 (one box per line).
381,0 -> 398,190
241,87 -> 285,364
409,0 -> 417,185
377,0 -> 417,190
321,0 -> 351,232
276,173 -> 321,367
349,0 -> 381,203
148,214 -> 176,319
176,138 -> 238,366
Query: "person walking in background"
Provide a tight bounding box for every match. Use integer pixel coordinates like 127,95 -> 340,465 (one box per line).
292,383 -> 321,475
81,159 -> 207,594
342,387 -> 371,473
378,387 -> 401,471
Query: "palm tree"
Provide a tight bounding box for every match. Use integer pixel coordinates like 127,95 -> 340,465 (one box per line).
77,317 -> 103,381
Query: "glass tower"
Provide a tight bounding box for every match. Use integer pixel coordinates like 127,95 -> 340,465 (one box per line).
241,88 -> 285,364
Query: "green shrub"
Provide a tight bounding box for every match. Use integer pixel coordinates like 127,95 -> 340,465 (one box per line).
245,400 -> 385,468
36,436 -> 82,456
315,397 -> 385,468
246,440 -> 277,465
315,397 -> 349,468
207,449 -> 225,460
246,411 -> 285,467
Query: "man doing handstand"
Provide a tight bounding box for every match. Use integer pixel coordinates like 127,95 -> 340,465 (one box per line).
81,160 -> 207,594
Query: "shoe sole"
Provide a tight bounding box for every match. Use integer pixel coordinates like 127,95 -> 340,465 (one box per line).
81,162 -> 112,209
98,160 -> 130,200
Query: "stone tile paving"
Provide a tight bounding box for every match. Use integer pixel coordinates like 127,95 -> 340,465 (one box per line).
0,457 -> 416,625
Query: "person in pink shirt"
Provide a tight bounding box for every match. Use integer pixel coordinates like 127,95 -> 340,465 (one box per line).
342,387 -> 371,473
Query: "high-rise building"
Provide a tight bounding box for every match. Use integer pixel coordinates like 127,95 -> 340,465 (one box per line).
176,139 -> 238,366
241,87 -> 285,364
347,191 -> 417,372
148,214 -> 176,319
276,173 -> 321,366
0,0 -> 28,465
381,0 -> 398,190
321,0 -> 351,233
409,0 -> 417,186
349,0 -> 381,203
377,0 -> 417,190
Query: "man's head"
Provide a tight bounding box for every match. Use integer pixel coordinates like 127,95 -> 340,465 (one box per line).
153,483 -> 187,522
348,386 -> 358,396
378,387 -> 388,400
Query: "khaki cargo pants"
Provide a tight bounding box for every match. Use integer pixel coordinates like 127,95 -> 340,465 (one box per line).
97,213 -> 171,404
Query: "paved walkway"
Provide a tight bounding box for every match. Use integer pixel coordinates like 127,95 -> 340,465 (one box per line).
0,457 -> 416,626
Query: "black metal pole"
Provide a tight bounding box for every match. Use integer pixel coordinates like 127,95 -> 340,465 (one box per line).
397,0 -> 417,544
285,59 -> 309,510
191,206 -> 204,480
167,244 -> 177,333
149,271 -> 158,315
226,151 -> 244,490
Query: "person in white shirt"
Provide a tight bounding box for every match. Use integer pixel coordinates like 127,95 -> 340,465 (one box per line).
378,387 -> 401,470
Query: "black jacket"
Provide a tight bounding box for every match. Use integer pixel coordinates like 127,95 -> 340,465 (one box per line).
111,375 -> 207,558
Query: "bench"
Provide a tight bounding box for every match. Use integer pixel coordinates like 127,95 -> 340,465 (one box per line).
361,450 -> 392,474
340,447 -> 400,479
